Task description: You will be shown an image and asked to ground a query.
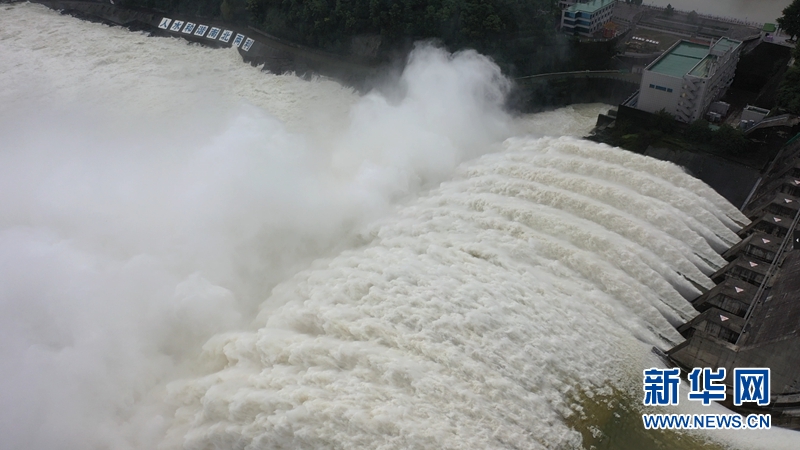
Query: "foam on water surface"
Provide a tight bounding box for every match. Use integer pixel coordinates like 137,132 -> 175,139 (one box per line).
1,3 -> 797,450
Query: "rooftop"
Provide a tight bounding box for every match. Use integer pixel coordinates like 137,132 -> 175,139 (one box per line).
711,37 -> 741,54
689,55 -> 716,77
647,38 -> 741,78
566,0 -> 615,14
648,42 -> 710,77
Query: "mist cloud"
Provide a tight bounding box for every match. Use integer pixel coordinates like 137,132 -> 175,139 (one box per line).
1,5 -> 519,449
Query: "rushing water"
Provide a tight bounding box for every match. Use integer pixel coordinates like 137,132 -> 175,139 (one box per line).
1,3 -> 799,450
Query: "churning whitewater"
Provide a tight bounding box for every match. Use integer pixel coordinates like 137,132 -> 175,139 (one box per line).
162,136 -> 743,449
1,3 -> 798,450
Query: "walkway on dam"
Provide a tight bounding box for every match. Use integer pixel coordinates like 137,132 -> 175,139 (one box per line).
515,70 -> 642,85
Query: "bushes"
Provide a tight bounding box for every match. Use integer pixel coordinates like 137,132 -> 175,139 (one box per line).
122,0 -> 233,19
241,0 -> 558,56
714,123 -> 751,154
610,113 -> 752,156
119,0 -> 619,75
685,119 -> 714,143
673,119 -> 750,155
776,47 -> 800,115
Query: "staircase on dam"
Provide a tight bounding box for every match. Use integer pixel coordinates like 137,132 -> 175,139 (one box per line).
744,115 -> 800,136
667,137 -> 800,427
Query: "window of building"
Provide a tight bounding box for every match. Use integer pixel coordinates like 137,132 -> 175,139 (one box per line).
649,84 -> 673,93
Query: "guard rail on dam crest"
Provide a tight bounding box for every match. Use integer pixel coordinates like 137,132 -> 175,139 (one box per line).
515,70 -> 643,85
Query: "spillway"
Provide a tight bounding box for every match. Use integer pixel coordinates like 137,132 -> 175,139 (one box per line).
1,3 -> 798,450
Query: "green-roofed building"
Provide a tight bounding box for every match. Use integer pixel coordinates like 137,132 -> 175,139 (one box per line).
560,0 -> 616,38
634,38 -> 742,123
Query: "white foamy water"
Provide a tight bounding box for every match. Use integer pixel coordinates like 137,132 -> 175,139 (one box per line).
1,3 -> 798,450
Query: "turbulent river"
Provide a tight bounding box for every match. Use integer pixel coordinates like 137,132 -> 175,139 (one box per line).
1,3 -> 798,450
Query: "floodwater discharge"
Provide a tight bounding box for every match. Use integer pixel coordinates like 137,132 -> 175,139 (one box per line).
0,3 -> 798,450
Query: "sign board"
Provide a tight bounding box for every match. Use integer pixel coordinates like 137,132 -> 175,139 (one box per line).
233,33 -> 245,48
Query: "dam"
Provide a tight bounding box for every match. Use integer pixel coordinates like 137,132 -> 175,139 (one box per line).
668,137 -> 800,427
1,2 -> 799,450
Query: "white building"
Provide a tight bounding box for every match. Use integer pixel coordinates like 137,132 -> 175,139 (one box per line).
560,0 -> 616,37
635,38 -> 742,123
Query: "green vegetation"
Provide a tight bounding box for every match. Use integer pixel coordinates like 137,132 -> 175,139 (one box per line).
776,46 -> 800,115
777,0 -> 800,41
119,0 -> 622,75
123,0 -> 238,20
604,110 -> 753,156
122,0 -> 556,56
684,120 -> 751,154
266,0 -> 578,76
243,0 -> 558,58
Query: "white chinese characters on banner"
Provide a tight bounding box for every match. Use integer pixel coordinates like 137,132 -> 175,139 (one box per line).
152,19 -> 254,53
232,33 -> 245,48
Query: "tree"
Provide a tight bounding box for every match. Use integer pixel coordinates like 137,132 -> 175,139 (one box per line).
777,0 -> 800,41
220,0 -> 233,21
715,124 -> 750,155
651,109 -> 676,133
665,4 -> 674,16
777,65 -> 800,115
245,0 -> 264,24
686,119 -> 714,144
687,10 -> 698,24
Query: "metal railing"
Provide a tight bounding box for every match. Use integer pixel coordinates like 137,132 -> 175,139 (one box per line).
735,206 -> 800,346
